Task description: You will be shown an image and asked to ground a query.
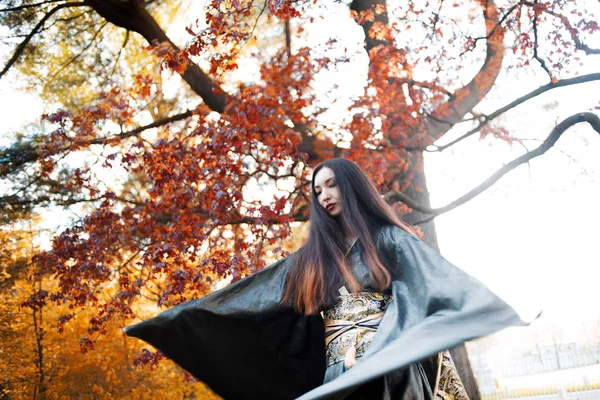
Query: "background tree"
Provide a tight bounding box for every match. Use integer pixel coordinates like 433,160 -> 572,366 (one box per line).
0,222 -> 221,399
1,0 -> 599,398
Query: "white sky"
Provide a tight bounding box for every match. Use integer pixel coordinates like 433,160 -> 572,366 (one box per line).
1,2 -> 599,356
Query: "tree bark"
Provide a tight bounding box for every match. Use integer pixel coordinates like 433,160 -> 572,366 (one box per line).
350,0 -> 389,54
396,1 -> 506,397
348,0 -> 485,396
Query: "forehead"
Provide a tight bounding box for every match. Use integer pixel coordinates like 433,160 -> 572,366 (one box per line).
314,167 -> 335,187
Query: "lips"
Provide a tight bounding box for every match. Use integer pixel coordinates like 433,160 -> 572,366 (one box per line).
326,203 -> 335,211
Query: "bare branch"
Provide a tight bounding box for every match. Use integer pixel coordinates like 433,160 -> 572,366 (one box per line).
466,1 -> 521,46
0,2 -> 89,79
251,1 -> 268,44
44,20 -> 109,84
388,113 -> 600,222
429,0 -> 445,42
532,0 -> 552,79
0,109 -> 194,178
238,1 -> 267,57
426,73 -> 600,152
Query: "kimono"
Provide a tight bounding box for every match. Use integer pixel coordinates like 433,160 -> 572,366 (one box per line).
124,225 -> 525,399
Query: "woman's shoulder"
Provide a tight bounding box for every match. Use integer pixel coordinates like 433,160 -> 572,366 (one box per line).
374,224 -> 413,245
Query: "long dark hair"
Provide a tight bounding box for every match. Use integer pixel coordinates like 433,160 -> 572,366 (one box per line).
282,158 -> 413,315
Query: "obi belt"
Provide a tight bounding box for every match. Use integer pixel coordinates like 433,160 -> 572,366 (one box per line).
323,292 -> 393,367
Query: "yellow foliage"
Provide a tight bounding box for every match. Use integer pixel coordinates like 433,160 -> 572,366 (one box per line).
0,224 -> 222,399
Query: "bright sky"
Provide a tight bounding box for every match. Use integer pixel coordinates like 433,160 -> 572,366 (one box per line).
1,2 -> 599,356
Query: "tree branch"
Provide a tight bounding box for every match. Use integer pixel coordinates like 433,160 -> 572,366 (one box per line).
225,215 -> 309,226
536,5 -> 600,55
414,0 -> 506,146
0,192 -> 143,211
465,1 -> 521,47
86,0 -> 227,112
110,109 -> 195,141
429,0 -> 445,43
426,73 -> 600,152
0,2 -> 89,79
0,0 -> 66,13
532,0 -> 552,79
389,77 -> 453,97
0,109 -> 194,178
388,113 -> 600,222
150,208 -> 309,227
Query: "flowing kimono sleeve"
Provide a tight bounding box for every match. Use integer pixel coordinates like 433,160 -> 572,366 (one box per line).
297,225 -> 525,400
124,256 -> 326,400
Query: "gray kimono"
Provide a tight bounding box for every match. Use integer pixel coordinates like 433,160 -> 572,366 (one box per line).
125,225 -> 524,399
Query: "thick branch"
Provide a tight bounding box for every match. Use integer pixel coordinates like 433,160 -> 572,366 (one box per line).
0,2 -> 88,79
387,113 -> 600,221
415,0 -> 505,145
86,0 -> 227,112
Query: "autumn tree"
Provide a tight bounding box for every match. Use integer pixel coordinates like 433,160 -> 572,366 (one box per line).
0,222 -> 221,399
1,0 -> 599,398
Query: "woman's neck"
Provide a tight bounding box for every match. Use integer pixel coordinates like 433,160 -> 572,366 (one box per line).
339,217 -> 357,246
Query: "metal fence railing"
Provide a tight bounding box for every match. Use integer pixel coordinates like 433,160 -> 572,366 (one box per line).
469,346 -> 600,399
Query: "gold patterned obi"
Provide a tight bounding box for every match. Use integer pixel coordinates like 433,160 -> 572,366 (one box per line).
322,292 -> 393,367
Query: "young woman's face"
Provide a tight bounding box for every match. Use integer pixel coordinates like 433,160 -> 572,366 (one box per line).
313,167 -> 342,216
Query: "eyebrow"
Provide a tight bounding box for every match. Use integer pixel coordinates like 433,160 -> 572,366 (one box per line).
314,177 -> 335,189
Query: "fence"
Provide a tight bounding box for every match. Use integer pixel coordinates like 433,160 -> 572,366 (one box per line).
469,346 -> 600,399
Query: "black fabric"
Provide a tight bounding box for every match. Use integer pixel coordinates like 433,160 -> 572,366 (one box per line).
125,225 -> 525,400
125,257 -> 325,399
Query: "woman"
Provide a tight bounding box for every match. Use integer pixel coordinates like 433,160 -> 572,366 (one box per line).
284,159 -> 439,399
125,158 -> 524,400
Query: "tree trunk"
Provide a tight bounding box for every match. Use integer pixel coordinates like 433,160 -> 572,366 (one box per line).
32,309 -> 46,399
403,153 -> 482,400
